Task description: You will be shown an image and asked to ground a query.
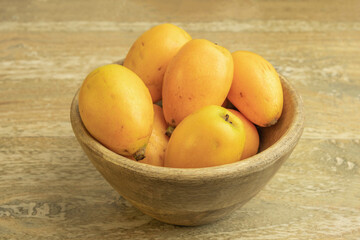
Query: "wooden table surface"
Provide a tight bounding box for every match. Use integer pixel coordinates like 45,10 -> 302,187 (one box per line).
1,0 -> 359,239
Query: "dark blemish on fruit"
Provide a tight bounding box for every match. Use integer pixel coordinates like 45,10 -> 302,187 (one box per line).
133,147 -> 146,161
224,114 -> 233,124
239,92 -> 243,97
121,125 -> 124,129
188,97 -> 192,100
179,95 -> 182,99
158,66 -> 162,71
141,42 -> 145,46
124,149 -> 129,153
171,119 -> 176,125
165,126 -> 175,137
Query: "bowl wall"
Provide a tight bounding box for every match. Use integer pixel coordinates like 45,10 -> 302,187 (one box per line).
70,75 -> 304,226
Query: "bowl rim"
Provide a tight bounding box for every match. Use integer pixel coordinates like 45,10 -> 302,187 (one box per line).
70,72 -> 304,182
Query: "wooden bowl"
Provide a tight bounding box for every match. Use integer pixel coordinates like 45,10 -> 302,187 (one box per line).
70,73 -> 304,226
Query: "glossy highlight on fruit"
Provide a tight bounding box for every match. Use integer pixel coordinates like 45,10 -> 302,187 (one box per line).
124,23 -> 192,102
164,105 -> 245,168
79,64 -> 154,158
162,39 -> 234,127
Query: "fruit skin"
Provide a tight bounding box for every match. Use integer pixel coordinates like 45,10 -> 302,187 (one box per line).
162,39 -> 234,127
228,109 -> 259,159
228,51 -> 283,127
139,104 -> 169,166
124,23 -> 192,103
164,105 -> 245,168
79,64 -> 154,157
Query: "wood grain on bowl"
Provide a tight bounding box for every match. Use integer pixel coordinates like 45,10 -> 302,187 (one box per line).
70,75 -> 304,226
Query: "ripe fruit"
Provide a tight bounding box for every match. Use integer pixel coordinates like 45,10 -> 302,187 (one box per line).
79,64 -> 154,159
124,23 -> 192,102
139,104 -> 169,166
228,51 -> 283,127
228,109 -> 259,159
162,39 -> 234,127
164,105 -> 245,168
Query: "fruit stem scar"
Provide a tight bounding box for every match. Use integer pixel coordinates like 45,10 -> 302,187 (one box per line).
165,126 -> 175,137
133,145 -> 146,161
224,114 -> 233,124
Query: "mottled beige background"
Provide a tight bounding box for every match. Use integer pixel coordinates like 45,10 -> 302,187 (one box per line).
0,0 -> 359,239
